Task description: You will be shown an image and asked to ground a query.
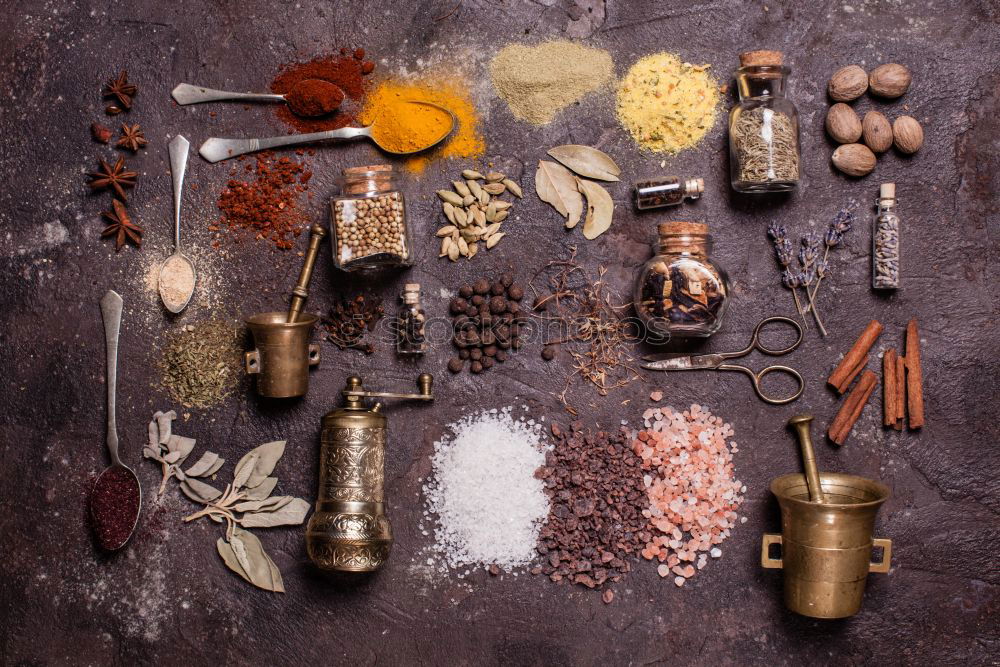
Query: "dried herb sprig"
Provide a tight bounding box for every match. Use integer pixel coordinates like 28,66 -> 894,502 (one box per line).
768,224 -> 803,320
797,233 -> 826,336
146,411 -> 309,593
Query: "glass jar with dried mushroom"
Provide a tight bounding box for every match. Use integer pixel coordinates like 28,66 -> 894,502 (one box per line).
331,164 -> 412,271
634,222 -> 729,340
729,50 -> 800,193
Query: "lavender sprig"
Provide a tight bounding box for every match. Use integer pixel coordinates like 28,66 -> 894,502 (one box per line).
768,224 -> 806,322
797,233 -> 827,336
804,210 -> 856,334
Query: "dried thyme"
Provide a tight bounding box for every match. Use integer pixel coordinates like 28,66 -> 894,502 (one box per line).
158,318 -> 243,408
731,107 -> 799,184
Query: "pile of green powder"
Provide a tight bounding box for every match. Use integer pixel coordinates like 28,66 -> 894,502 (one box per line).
489,40 -> 614,125
157,318 -> 243,409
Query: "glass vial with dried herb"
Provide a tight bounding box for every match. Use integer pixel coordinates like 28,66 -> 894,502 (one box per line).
729,50 -> 800,193
872,183 -> 900,289
634,177 -> 704,210
396,283 -> 428,355
330,164 -> 412,272
633,222 -> 730,340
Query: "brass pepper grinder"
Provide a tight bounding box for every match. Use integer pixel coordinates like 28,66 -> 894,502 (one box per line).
306,374 -> 433,572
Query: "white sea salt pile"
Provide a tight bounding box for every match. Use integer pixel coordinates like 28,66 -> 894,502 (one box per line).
422,408 -> 550,572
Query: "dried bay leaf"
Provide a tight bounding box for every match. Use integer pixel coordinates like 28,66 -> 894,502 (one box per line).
184,451 -> 220,477
239,498 -> 310,529
548,145 -> 621,182
180,478 -> 222,503
244,477 -> 278,500
536,160 -> 583,228
577,179 -> 615,240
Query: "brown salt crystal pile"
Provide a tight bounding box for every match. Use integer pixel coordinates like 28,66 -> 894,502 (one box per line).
532,422 -> 649,590
633,404 -> 745,587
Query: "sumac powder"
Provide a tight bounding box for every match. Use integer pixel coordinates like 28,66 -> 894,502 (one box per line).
270,49 -> 375,133
89,466 -> 140,551
285,79 -> 345,117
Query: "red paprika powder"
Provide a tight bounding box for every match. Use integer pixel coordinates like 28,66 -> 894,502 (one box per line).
270,48 -> 375,133
285,79 -> 345,117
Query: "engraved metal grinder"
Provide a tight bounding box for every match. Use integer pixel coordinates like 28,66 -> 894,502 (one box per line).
306,374 -> 433,572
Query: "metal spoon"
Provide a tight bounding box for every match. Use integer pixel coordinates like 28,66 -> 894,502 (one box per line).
172,79 -> 344,118
198,101 -> 456,163
91,290 -> 142,551
158,135 -> 196,313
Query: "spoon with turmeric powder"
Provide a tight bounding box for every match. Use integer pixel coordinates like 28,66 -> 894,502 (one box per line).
198,101 -> 456,163
172,79 -> 346,118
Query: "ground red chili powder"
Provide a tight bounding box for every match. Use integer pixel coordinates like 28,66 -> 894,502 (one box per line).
213,151 -> 312,250
270,48 -> 375,133
285,79 -> 345,117
89,466 -> 140,551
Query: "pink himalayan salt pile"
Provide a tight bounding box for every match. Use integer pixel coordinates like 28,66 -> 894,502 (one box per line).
632,404 -> 745,587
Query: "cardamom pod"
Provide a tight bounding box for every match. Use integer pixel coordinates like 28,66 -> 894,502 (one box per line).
457,237 -> 469,256
453,180 -> 471,197
502,179 -> 522,198
467,179 -> 483,198
494,200 -> 512,211
485,172 -> 505,183
447,240 -> 460,261
467,241 -> 478,258
484,222 -> 501,237
462,194 -> 476,207
478,189 -> 489,206
493,210 -> 509,223
486,201 -> 497,221
462,169 -> 484,180
437,190 -> 464,207
486,232 -> 505,249
440,237 -> 452,257
443,202 -> 456,224
436,226 -> 457,237
453,208 -> 468,226
473,208 -> 486,226
483,183 -> 506,195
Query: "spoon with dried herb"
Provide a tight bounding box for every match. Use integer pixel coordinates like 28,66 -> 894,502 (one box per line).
158,135 -> 196,313
90,290 -> 142,551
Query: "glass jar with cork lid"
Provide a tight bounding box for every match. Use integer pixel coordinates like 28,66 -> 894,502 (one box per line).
633,221 -> 730,340
729,50 -> 801,193
330,164 -> 412,271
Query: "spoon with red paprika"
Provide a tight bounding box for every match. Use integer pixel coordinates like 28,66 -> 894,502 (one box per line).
171,79 -> 346,118
90,290 -> 142,552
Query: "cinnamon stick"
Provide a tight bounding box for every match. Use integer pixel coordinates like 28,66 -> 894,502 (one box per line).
883,349 -> 897,427
837,353 -> 869,394
894,355 -> 906,430
828,320 -> 883,391
828,370 -> 878,445
906,319 -> 924,429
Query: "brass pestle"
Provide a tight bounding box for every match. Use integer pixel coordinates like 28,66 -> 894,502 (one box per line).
287,223 -> 327,323
787,415 -> 826,503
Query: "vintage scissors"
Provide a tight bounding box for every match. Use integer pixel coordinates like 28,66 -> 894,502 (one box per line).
640,316 -> 805,405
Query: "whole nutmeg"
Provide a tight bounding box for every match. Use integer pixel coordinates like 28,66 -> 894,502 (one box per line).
826,103 -> 863,144
828,65 -> 868,102
893,115 -> 924,154
832,143 -> 877,177
862,111 -> 893,153
869,63 -> 911,99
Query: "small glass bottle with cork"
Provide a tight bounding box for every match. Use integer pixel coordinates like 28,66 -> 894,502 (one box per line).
872,183 -> 900,290
729,50 -> 801,193
330,164 -> 412,272
633,221 -> 730,340
396,283 -> 428,355
634,177 -> 704,210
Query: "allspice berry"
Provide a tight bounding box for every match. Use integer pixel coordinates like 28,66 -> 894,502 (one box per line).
828,65 -> 868,101
541,346 -> 557,361
473,278 -> 490,295
826,103 -> 862,144
862,111 -> 893,153
869,64 -> 912,99
507,285 -> 524,301
832,143 -> 877,177
448,358 -> 464,373
892,115 -> 924,154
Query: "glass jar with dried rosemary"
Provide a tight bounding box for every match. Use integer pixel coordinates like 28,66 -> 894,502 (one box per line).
633,222 -> 730,341
729,50 -> 800,193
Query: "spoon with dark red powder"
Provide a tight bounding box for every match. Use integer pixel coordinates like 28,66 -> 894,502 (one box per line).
171,79 -> 345,118
90,290 -> 141,551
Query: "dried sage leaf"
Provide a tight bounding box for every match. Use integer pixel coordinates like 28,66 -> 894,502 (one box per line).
184,451 -> 220,477
230,527 -> 284,593
205,457 -> 226,477
164,450 -> 182,464
166,435 -> 196,462
233,496 -> 294,513
548,145 -> 621,182
156,410 -> 177,444
536,160 -> 583,226
244,477 -> 278,500
143,446 -> 162,460
577,179 -> 615,240
148,416 -> 160,450
180,478 -> 222,503
217,537 -> 251,584
238,498 -> 310,528
232,453 -> 258,489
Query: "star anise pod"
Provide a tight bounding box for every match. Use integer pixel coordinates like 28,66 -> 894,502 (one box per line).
116,124 -> 148,152
101,199 -> 143,251
104,70 -> 137,109
88,156 -> 137,200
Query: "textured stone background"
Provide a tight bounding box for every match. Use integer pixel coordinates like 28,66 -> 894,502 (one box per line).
1,0 -> 998,664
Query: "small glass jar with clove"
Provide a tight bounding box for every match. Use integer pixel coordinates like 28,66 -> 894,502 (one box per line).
634,177 -> 704,211
729,50 -> 801,193
633,222 -> 730,340
397,283 -> 428,355
331,165 -> 412,271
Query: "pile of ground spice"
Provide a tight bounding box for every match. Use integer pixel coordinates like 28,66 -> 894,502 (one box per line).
213,151 -> 312,250
489,40 -> 614,125
270,48 -> 375,133
616,52 -> 721,154
531,421 -> 649,590
634,403 -> 745,586
157,318 -> 243,409
89,466 -> 140,551
359,74 -> 484,173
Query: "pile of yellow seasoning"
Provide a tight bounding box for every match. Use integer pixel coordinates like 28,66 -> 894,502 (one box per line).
616,53 -> 720,154
360,76 -> 485,173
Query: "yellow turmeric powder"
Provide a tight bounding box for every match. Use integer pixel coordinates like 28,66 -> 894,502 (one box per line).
360,75 -> 485,173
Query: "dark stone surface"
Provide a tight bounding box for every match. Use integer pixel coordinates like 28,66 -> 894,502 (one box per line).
1,0 -> 998,664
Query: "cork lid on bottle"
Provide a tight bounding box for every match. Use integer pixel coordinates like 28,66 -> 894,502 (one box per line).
658,221 -> 709,237
342,164 -> 395,194
343,164 -> 394,176
404,283 -> 421,292
739,50 -> 784,67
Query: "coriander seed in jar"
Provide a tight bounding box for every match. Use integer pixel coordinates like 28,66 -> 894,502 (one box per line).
331,165 -> 412,271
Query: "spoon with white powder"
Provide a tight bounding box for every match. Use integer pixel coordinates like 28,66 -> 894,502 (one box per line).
159,135 -> 196,313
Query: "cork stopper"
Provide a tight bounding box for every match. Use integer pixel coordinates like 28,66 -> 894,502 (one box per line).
404,283 -> 420,292
880,183 -> 896,199
402,283 -> 421,304
343,164 -> 393,176
739,50 -> 784,67
686,178 -> 705,194
342,164 -> 395,194
658,221 -> 709,236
